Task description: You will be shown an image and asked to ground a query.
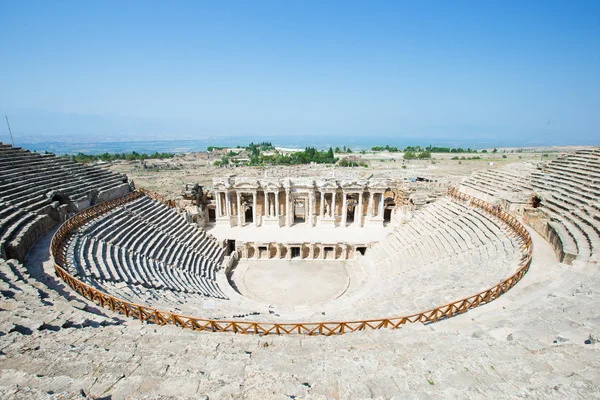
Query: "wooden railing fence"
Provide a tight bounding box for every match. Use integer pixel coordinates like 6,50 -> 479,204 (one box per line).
50,187 -> 533,335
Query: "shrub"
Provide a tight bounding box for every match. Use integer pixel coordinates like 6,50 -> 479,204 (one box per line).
339,159 -> 359,167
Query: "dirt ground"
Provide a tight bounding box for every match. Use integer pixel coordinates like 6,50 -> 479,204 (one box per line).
106,146 -> 578,198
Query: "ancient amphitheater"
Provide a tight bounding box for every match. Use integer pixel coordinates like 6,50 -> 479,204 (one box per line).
1,142 -> 599,399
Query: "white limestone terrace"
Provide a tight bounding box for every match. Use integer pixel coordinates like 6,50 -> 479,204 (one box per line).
459,147 -> 600,266
0,143 -> 133,262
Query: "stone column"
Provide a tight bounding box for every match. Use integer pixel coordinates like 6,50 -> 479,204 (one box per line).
331,192 -> 336,218
285,189 -> 291,227
264,190 -> 269,218
225,191 -> 231,216
309,243 -> 315,259
368,191 -> 374,217
342,245 -> 348,260
237,191 -> 242,226
285,245 -> 291,260
357,191 -> 363,227
276,244 -> 281,258
252,192 -> 258,226
275,191 -> 280,216
320,191 -> 325,218
378,192 -> 384,217
308,192 -> 313,226
341,193 -> 347,227
215,192 -> 222,217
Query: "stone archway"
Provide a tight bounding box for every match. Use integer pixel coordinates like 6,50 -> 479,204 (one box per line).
383,189 -> 396,223
47,190 -> 69,204
529,193 -> 542,209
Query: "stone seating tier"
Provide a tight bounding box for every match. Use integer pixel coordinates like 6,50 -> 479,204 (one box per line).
0,142 -> 133,262
461,168 -> 534,197
0,258 -> 123,344
0,145 -> 129,205
63,195 -> 522,323
531,171 -> 600,201
70,236 -> 225,298
80,200 -> 223,270
70,195 -> 227,300
2,242 -> 597,398
461,147 -> 600,264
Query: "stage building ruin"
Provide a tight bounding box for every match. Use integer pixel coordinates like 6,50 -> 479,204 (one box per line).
210,177 -> 404,228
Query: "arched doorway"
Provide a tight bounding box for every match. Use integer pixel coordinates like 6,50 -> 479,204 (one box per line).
530,193 -> 542,209
244,205 -> 253,224
383,189 -> 396,223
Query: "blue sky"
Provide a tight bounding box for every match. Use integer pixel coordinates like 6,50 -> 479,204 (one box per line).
1,1 -> 599,145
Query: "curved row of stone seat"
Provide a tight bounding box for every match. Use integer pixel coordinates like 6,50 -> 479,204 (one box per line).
38,190 -> 525,325
0,206 -> 56,261
378,197 -> 517,272
0,157 -> 124,207
123,195 -> 224,264
0,143 -> 132,262
458,148 -> 600,264
309,197 -> 521,320
2,222 -> 599,398
534,197 -> 598,262
547,150 -> 600,181
391,199 -> 512,253
68,194 -> 227,299
79,196 -> 224,276
0,144 -> 129,208
0,258 -> 122,337
530,149 -> 600,263
460,167 -> 534,200
69,235 -> 226,298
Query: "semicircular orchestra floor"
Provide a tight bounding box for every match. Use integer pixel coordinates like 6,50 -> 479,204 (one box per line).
230,260 -> 351,307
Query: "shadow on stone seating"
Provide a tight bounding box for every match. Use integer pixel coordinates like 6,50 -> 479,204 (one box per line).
23,225 -> 126,324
